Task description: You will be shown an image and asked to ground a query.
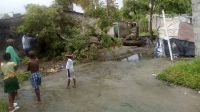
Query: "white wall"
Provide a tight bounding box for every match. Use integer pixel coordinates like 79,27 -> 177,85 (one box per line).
192,0 -> 200,56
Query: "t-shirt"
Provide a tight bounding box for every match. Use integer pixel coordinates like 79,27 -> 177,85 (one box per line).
66,59 -> 74,71
22,35 -> 31,49
1,62 -> 17,80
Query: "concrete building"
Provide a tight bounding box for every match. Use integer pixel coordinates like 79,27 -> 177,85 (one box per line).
192,0 -> 200,56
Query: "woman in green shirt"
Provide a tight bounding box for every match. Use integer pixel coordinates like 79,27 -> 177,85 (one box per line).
5,40 -> 20,66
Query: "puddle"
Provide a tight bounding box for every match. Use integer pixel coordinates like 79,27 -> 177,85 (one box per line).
121,53 -> 151,62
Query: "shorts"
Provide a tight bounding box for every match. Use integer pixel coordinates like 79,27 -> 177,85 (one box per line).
30,72 -> 41,89
4,76 -> 20,93
67,69 -> 75,80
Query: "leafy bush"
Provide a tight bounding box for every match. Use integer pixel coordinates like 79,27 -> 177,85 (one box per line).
85,4 -> 120,32
17,71 -> 30,83
101,34 -> 113,48
113,38 -> 123,47
158,59 -> 200,90
88,44 -> 98,60
0,100 -> 8,112
17,3 -> 82,59
22,57 -> 30,65
139,18 -> 148,33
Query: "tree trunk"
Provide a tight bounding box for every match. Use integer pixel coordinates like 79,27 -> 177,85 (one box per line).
149,0 -> 155,41
106,0 -> 115,15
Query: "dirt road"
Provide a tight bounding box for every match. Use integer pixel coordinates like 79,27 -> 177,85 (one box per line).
1,59 -> 200,112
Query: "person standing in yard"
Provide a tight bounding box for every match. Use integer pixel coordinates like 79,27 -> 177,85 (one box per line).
22,33 -> 32,55
27,51 -> 42,103
1,53 -> 20,112
6,39 -> 20,66
66,54 -> 76,89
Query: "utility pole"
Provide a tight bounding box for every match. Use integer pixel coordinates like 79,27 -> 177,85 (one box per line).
162,8 -> 173,61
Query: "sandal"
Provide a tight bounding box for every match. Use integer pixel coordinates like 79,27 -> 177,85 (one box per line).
13,103 -> 18,107
9,106 -> 20,112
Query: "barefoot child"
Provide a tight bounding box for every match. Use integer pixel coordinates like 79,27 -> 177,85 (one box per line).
27,51 -> 41,102
66,54 -> 76,88
1,53 -> 20,112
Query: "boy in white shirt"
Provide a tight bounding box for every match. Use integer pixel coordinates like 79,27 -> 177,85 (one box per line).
66,54 -> 76,88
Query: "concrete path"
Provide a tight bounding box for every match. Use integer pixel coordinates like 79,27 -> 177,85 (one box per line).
1,59 -> 200,112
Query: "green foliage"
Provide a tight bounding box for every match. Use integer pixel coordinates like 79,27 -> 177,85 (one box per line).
139,18 -> 148,33
72,0 -> 92,9
121,0 -> 192,21
85,4 -> 120,32
88,44 -> 99,60
158,59 -> 200,90
155,0 -> 192,15
17,71 -> 30,83
121,0 -> 148,21
17,4 -> 60,57
101,34 -> 113,48
22,56 -> 30,65
139,32 -> 151,36
113,38 -> 123,47
0,100 -> 8,112
16,0 -> 121,61
17,2 -> 85,59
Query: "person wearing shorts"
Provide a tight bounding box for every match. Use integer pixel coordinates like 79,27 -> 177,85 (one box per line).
1,53 -> 20,112
27,51 -> 41,103
66,54 -> 76,89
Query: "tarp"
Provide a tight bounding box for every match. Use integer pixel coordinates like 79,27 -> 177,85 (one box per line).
163,38 -> 195,57
157,16 -> 194,42
178,22 -> 194,42
154,16 -> 195,57
159,22 -> 194,42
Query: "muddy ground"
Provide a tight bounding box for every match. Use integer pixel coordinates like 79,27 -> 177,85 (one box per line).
1,59 -> 200,112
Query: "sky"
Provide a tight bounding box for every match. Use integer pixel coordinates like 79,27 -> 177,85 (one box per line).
0,0 -> 123,15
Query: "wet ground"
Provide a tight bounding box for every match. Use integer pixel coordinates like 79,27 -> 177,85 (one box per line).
1,58 -> 200,112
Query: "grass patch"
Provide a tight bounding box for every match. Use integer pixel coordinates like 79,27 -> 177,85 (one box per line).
158,58 -> 200,90
0,100 -> 8,112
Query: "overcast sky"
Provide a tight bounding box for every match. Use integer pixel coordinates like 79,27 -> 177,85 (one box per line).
0,0 -> 123,15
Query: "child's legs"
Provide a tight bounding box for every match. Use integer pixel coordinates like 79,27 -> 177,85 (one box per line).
73,78 -> 76,88
67,69 -> 71,87
13,91 -> 17,102
31,72 -> 42,102
14,91 -> 18,99
8,93 -> 13,108
71,71 -> 76,87
67,79 -> 71,87
35,88 -> 41,102
8,92 -> 15,108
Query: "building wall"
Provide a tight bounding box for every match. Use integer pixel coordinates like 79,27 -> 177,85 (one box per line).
192,0 -> 200,56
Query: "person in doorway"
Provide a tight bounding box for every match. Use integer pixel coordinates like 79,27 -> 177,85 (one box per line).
1,53 -> 20,112
66,54 -> 76,89
27,51 -> 42,103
